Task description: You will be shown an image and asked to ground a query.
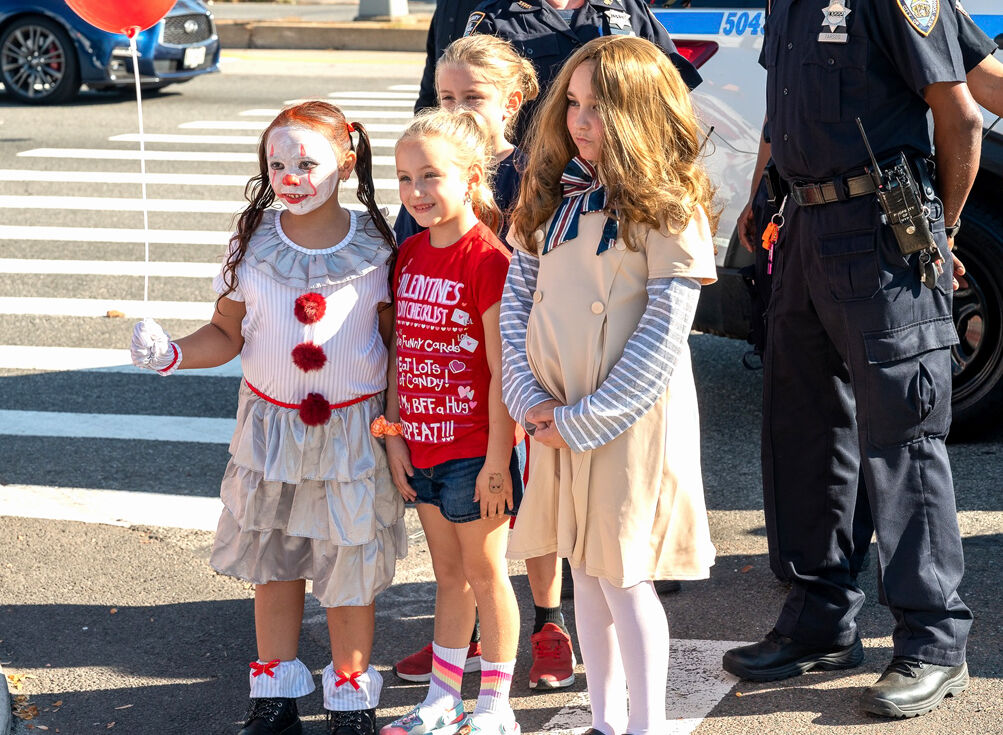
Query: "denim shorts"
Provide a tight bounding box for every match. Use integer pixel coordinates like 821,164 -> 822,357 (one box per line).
411,444 -> 525,523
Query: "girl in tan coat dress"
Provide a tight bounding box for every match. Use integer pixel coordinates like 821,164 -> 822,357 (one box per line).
500,37 -> 718,735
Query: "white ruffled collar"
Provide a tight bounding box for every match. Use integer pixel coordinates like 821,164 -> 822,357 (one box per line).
274,208 -> 357,255
241,208 -> 392,289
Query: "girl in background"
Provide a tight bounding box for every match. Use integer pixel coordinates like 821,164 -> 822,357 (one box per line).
131,101 -> 406,735
501,36 -> 719,735
394,34 -> 537,243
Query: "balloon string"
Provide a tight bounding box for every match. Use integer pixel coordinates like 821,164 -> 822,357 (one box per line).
128,34 -> 151,314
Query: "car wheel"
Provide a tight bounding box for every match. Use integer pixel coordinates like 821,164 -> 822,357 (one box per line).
0,16 -> 81,104
949,195 -> 1003,438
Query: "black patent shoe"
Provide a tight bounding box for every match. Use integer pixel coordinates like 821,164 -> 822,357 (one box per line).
239,697 -> 302,735
860,658 -> 969,718
722,629 -> 863,681
326,707 -> 377,735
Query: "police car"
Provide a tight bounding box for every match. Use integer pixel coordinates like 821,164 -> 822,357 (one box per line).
654,0 -> 1003,435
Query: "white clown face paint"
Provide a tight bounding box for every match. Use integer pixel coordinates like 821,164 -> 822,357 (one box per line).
265,125 -> 346,215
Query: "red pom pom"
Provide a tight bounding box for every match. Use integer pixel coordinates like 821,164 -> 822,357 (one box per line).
291,342 -> 327,372
294,292 -> 326,324
299,393 -> 331,426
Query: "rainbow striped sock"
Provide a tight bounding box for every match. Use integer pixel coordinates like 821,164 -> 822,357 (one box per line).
474,659 -> 515,718
422,643 -> 467,710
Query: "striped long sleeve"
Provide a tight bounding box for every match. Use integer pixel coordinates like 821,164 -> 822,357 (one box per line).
500,249 -> 554,428
553,277 -> 701,453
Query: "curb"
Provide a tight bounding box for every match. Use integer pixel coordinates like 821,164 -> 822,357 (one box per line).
0,664 -> 10,735
216,19 -> 430,52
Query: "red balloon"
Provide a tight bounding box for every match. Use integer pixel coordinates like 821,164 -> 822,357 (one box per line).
65,0 -> 177,36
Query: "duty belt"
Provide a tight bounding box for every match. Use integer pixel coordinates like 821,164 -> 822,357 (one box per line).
789,173 -> 876,206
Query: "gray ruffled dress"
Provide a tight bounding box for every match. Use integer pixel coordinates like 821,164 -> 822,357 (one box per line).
209,208 -> 407,607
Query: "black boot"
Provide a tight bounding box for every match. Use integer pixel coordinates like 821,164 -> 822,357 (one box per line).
860,658 -> 969,718
239,697 -> 302,735
326,708 -> 377,735
722,629 -> 863,682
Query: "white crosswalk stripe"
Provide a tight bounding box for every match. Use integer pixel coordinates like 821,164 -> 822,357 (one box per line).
182,119 -> 407,133
0,345 -> 241,375
109,133 -> 400,149
20,147 -> 261,162
328,91 -> 418,99
0,194 -> 247,214
18,148 -> 396,166
0,296 -> 217,320
0,169 -> 250,186
0,409 -> 235,443
0,259 -> 219,277
0,225 -> 231,244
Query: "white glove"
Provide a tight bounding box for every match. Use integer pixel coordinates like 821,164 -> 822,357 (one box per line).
131,318 -> 182,375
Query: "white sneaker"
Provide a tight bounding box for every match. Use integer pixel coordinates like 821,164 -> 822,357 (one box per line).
380,702 -> 466,735
455,713 -> 521,735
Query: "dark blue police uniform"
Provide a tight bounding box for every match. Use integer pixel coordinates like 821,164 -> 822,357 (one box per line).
955,2 -> 998,71
750,0 -> 994,586
464,0 -> 700,142
415,0 -> 486,113
755,0 -> 972,668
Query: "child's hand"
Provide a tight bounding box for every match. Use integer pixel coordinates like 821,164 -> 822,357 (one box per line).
474,459 -> 513,520
534,423 -> 570,450
130,319 -> 179,374
385,435 -> 416,501
526,400 -> 570,450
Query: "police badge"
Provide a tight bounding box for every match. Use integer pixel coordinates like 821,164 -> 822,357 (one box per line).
897,0 -> 940,36
819,0 -> 851,43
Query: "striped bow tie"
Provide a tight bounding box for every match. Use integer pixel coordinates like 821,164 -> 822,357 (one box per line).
542,157 -> 619,256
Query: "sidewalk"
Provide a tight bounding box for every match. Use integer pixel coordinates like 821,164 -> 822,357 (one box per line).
209,1 -> 435,51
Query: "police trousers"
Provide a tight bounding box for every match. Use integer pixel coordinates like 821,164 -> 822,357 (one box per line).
762,195 -> 971,666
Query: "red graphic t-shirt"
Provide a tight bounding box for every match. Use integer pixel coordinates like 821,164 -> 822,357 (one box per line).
394,222 -> 511,469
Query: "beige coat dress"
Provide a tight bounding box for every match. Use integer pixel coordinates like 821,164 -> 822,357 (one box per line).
507,208 -> 718,587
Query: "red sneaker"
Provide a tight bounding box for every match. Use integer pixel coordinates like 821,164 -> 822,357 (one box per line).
528,623 -> 576,689
392,641 -> 483,683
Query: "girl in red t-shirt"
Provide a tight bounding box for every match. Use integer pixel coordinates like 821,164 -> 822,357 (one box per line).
379,108 -> 523,735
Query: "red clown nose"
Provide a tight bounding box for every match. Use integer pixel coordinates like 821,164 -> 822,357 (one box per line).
282,174 -> 300,186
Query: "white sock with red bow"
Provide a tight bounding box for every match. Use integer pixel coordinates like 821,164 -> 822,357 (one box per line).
323,664 -> 382,711
248,658 -> 316,698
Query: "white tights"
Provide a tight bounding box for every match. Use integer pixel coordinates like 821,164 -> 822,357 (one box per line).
570,565 -> 670,735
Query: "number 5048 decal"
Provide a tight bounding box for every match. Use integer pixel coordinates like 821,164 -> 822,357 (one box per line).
721,11 -> 764,35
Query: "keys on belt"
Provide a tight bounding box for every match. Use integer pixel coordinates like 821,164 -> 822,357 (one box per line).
789,173 -> 876,206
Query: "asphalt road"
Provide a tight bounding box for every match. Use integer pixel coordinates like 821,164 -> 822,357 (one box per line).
208,1 -> 436,22
1,50 -> 1002,735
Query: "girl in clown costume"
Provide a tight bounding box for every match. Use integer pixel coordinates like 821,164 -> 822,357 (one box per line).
130,101 -> 405,735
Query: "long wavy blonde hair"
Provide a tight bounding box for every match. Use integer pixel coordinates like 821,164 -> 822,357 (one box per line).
511,36 -> 718,254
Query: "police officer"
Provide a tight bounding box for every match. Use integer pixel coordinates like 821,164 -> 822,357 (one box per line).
414,0 -> 485,112
462,0 -> 701,142
721,0 -> 983,719
736,1 -> 999,358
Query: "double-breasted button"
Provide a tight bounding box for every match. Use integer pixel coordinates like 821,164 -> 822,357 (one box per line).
533,290 -> 543,303
533,229 -> 545,243
590,301 -> 604,314
615,239 -> 626,251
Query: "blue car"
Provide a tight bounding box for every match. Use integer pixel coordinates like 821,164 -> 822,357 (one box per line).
0,0 -> 220,104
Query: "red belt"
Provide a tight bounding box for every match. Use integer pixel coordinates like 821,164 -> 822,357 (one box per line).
244,379 -> 378,426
